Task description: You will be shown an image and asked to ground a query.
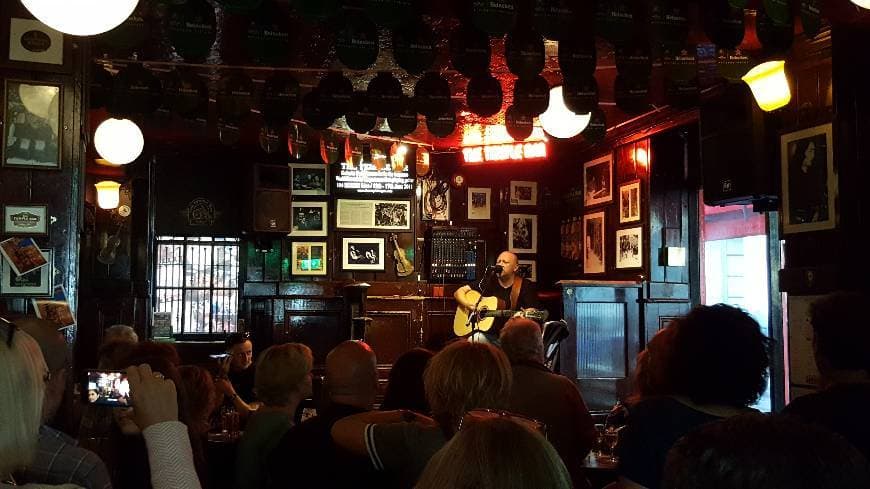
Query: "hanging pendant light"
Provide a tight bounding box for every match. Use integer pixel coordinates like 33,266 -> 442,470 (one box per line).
742,60 -> 791,112
95,181 -> 121,209
94,118 -> 144,165
22,0 -> 140,36
538,86 -> 591,139
851,1 -> 870,10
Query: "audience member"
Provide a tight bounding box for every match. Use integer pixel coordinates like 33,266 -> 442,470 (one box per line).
380,347 -> 433,414
14,317 -> 111,489
629,326 -> 677,404
215,333 -> 257,412
332,340 -> 512,488
235,343 -> 312,489
102,325 -> 138,345
269,341 -> 386,489
499,318 -> 596,489
782,291 -> 870,460
615,304 -> 771,489
178,366 -> 219,438
416,415 -> 572,489
663,413 -> 870,489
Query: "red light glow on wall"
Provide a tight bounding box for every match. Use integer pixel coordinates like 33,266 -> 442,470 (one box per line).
461,124 -> 548,164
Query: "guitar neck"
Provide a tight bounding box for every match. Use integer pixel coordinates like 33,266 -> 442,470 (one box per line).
480,310 -> 526,319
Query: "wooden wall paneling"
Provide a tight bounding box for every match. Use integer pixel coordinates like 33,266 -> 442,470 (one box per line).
560,282 -> 641,411
423,300 -> 456,351
364,307 -> 415,365
282,296 -> 346,365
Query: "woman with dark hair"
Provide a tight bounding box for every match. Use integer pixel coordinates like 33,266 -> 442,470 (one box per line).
380,348 -> 433,414
615,304 -> 772,489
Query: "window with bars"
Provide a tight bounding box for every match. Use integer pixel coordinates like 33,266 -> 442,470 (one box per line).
154,237 -> 240,336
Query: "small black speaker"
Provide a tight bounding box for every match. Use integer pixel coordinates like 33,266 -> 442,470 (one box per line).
700,83 -> 780,207
253,190 -> 290,232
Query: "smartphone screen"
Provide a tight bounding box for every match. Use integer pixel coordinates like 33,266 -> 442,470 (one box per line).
209,353 -> 230,360
83,370 -> 132,407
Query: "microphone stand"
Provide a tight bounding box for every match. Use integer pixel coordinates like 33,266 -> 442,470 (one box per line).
467,267 -> 498,343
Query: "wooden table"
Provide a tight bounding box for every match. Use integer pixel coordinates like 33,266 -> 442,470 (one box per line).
581,453 -> 618,489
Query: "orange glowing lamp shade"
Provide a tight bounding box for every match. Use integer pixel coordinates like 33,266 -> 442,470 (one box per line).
634,147 -> 649,167
742,60 -> 791,112
390,143 -> 408,172
416,146 -> 431,176
94,180 -> 121,209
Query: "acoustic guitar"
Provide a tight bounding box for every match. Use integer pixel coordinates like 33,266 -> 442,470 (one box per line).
453,289 -> 548,337
390,233 -> 414,277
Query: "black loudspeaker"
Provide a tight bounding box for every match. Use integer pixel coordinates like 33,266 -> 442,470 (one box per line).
700,83 -> 780,207
253,190 -> 290,232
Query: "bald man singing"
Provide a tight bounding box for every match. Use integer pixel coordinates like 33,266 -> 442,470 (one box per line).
453,251 -> 541,344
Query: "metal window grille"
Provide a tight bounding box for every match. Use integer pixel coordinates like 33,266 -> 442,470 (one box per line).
154,236 -> 240,336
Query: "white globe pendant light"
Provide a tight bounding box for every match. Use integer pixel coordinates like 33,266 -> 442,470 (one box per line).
538,86 -> 591,139
852,0 -> 870,9
21,0 -> 139,36
95,118 -> 144,165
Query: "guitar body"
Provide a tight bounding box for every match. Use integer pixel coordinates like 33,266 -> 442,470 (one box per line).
453,290 -> 501,336
390,233 -> 414,277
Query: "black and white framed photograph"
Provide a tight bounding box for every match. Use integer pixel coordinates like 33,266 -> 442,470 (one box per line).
583,154 -> 613,207
2,79 -> 62,169
510,181 -> 538,206
291,241 -> 328,276
583,211 -> 605,274
290,164 -> 329,196
616,226 -> 643,269
337,199 -> 411,230
508,213 -> 538,253
619,180 -> 641,224
781,123 -> 836,234
422,179 -> 450,221
342,237 -> 385,271
517,259 -> 537,282
3,204 -> 48,236
1,247 -> 52,296
290,201 -> 328,237
467,187 -> 491,220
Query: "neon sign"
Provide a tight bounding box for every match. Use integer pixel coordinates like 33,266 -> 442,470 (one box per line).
460,124 -> 548,164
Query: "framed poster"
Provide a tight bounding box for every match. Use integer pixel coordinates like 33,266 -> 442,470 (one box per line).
0,236 -> 48,276
583,154 -> 613,207
467,187 -> 491,220
615,226 -> 643,269
32,284 -> 75,328
290,201 -> 328,237
517,259 -> 537,282
3,204 -> 48,236
1,13 -> 73,73
341,237 -> 385,271
422,179 -> 450,221
619,180 -> 641,224
781,123 -> 836,234
510,181 -> 538,206
336,199 -> 411,230
583,211 -> 605,274
2,79 -> 62,169
0,247 -> 52,296
508,213 -> 537,254
291,241 -> 328,276
290,164 -> 329,196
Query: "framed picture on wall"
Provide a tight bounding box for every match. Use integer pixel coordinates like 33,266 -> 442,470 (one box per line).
467,187 -> 491,220
3,204 -> 49,236
510,181 -> 537,206
615,226 -> 643,269
781,123 -> 836,234
291,241 -> 327,276
583,154 -> 613,207
290,164 -> 329,196
421,179 -> 450,221
583,211 -> 605,274
2,79 -> 63,170
336,199 -> 411,230
508,213 -> 538,253
0,247 -> 52,296
1,14 -> 73,73
290,201 -> 327,237
517,259 -> 537,282
341,237 -> 385,271
619,180 -> 641,224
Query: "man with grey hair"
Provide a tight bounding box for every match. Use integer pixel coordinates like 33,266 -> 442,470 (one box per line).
103,324 -> 138,345
500,318 -> 597,489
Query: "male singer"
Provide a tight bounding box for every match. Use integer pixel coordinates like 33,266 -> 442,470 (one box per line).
454,251 -> 541,344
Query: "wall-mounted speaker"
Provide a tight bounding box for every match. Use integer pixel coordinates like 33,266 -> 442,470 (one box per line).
253,190 -> 290,232
700,83 -> 780,207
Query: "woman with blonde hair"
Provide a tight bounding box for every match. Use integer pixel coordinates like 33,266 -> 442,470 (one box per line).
235,343 -> 313,489
416,415 -> 572,489
332,340 -> 512,488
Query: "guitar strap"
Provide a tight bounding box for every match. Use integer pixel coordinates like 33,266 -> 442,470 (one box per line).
510,277 -> 523,311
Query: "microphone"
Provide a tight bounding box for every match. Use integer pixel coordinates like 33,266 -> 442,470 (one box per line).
486,265 -> 503,274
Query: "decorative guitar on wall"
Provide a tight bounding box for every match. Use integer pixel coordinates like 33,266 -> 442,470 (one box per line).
390,233 -> 414,277
97,222 -> 124,265
453,289 -> 549,337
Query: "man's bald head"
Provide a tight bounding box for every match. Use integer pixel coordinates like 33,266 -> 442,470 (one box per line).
499,318 -> 544,364
326,341 -> 378,409
496,251 -> 519,279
